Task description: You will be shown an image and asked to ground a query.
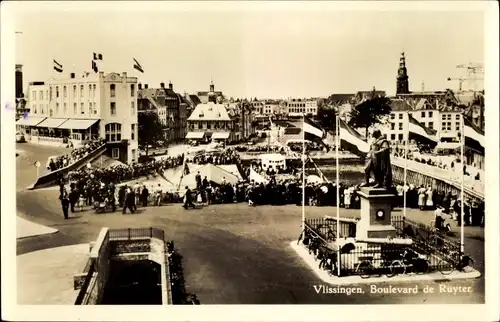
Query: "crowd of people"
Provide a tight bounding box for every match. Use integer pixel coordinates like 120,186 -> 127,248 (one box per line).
186,148 -> 241,165
48,138 -> 106,172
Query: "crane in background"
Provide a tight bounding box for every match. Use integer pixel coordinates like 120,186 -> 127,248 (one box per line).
447,62 -> 484,93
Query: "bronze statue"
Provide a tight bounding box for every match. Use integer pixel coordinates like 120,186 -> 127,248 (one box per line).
362,130 -> 393,190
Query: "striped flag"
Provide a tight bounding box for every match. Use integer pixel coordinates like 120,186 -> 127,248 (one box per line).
53,60 -> 63,73
404,113 -> 438,143
133,58 -> 144,73
338,118 -> 370,156
463,116 -> 485,149
302,115 -> 324,138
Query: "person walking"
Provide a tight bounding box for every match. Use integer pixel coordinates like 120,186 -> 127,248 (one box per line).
60,189 -> 70,219
141,185 -> 149,207
183,186 -> 196,209
122,187 -> 135,214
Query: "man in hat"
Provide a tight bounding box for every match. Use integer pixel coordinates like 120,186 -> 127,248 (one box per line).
183,186 -> 196,209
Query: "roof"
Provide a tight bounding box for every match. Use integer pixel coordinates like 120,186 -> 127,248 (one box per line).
327,94 -> 354,104
439,104 -> 463,112
390,99 -> 412,111
187,102 -> 231,121
197,91 -> 223,96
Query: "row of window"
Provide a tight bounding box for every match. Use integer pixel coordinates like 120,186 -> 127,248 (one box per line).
104,123 -> 137,143
188,121 -> 234,130
441,122 -> 460,132
390,112 -> 460,121
442,114 -> 460,121
32,84 -> 136,101
390,122 -> 435,131
287,108 -> 317,113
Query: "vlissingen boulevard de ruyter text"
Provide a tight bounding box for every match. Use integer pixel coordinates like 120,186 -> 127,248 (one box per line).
11,6 -> 487,307
313,285 -> 474,296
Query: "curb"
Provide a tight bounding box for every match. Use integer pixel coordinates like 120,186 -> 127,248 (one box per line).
290,241 -> 481,285
17,217 -> 59,240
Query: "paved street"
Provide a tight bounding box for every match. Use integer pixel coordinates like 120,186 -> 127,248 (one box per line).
16,143 -> 484,304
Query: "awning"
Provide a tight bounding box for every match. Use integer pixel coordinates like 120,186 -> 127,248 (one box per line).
16,116 -> 46,126
212,132 -> 230,140
435,142 -> 461,150
36,118 -> 68,128
185,132 -> 205,139
58,119 -> 99,130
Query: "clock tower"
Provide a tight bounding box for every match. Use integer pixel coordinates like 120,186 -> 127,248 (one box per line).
396,52 -> 410,94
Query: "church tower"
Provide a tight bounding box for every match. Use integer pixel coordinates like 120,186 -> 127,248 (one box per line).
396,52 -> 410,94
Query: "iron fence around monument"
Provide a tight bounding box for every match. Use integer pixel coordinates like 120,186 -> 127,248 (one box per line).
302,216 -> 460,277
304,217 -> 357,240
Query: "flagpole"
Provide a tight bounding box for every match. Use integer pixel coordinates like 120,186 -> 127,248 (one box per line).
403,112 -> 409,218
460,113 -> 465,255
301,113 -> 306,232
335,113 -> 340,277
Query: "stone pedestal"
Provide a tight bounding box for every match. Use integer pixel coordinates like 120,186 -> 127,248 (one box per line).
355,187 -> 397,240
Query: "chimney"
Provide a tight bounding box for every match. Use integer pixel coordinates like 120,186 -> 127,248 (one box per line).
138,83 -> 142,90
70,73 -> 75,79
145,84 -> 148,89
160,82 -> 165,88
169,81 -> 173,90
122,72 -> 127,78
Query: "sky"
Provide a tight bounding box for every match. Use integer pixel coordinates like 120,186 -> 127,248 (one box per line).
12,1 -> 485,99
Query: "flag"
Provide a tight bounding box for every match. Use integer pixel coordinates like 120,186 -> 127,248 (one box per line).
338,118 -> 370,156
463,115 -> 485,150
92,60 -> 99,73
53,59 -> 63,73
302,115 -> 324,138
133,58 -> 144,73
404,113 -> 438,144
93,53 -> 103,60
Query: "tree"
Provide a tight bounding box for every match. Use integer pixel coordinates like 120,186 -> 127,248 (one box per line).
348,96 -> 392,138
315,105 -> 337,133
138,111 -> 167,155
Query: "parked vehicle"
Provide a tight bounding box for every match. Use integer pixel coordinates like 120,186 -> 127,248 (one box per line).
16,132 -> 26,143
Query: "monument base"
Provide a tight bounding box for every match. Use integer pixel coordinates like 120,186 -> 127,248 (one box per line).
355,187 -> 398,240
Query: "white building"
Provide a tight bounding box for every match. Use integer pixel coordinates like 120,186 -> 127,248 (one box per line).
186,102 -> 239,142
382,98 -> 463,144
286,98 -> 318,117
17,72 -> 139,164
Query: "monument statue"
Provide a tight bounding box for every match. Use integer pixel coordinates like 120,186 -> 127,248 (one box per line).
362,129 -> 393,190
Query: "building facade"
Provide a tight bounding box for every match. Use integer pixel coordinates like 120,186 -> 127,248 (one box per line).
285,98 -> 318,117
18,72 -> 138,164
186,102 -> 239,142
137,82 -> 187,143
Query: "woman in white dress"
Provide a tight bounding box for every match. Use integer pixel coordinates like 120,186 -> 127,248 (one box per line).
418,186 -> 427,210
344,188 -> 352,209
425,186 -> 434,209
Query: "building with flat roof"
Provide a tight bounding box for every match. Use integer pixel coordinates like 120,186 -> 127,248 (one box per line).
17,71 -> 138,164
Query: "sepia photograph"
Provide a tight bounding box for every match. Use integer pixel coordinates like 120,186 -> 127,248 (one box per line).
1,1 -> 498,321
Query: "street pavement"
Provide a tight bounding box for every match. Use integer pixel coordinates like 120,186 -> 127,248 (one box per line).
15,143 -> 484,304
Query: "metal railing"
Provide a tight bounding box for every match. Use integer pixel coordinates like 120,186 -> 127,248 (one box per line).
108,227 -> 165,241
304,217 -> 357,240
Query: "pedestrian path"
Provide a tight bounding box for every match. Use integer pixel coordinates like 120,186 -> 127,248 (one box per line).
290,241 -> 481,285
17,216 -> 58,239
17,244 -> 89,304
